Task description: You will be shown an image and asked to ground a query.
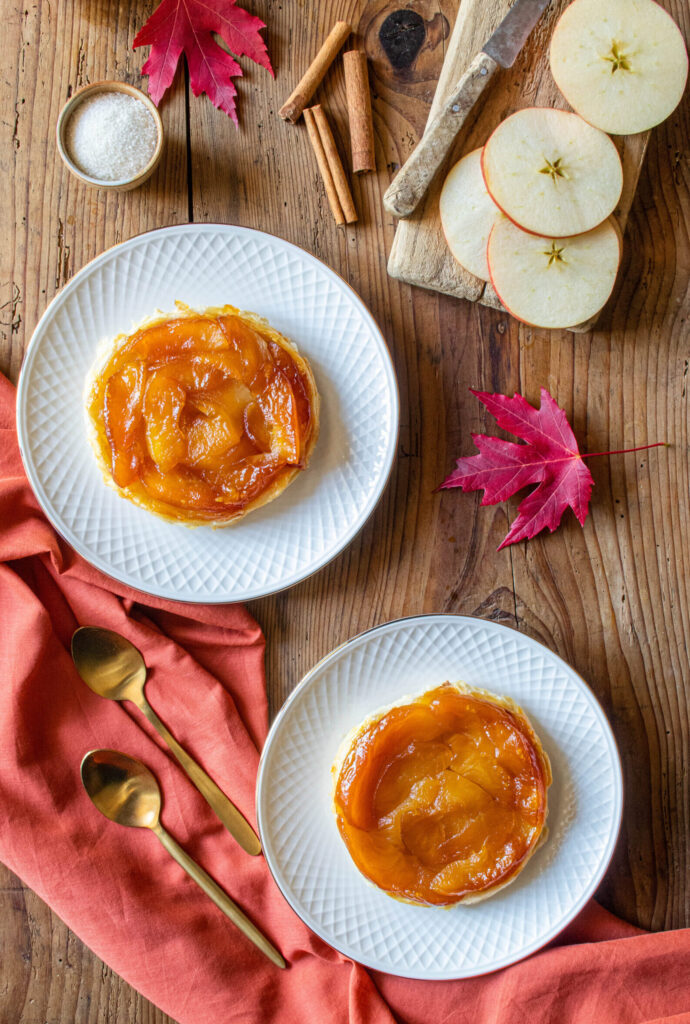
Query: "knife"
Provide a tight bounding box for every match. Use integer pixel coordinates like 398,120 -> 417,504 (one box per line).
383,0 -> 551,219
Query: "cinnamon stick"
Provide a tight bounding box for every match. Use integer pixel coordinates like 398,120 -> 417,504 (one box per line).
310,105 -> 358,224
303,107 -> 345,226
279,21 -> 352,124
343,50 -> 375,174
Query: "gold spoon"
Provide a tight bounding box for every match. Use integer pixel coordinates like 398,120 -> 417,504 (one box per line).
71,626 -> 261,856
81,749 -> 285,968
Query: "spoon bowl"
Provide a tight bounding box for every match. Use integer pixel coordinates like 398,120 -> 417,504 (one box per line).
81,749 -> 161,829
72,627 -> 147,703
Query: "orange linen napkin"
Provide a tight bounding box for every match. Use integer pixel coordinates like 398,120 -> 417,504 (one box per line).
1,370 -> 690,1024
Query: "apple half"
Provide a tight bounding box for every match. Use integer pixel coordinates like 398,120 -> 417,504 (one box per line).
550,0 -> 688,135
481,108 -> 623,237
487,216 -> 621,329
439,148 -> 502,281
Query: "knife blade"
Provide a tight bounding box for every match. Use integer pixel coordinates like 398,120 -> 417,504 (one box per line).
484,0 -> 551,68
383,0 -> 551,219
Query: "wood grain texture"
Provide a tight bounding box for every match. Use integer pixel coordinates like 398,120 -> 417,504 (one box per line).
387,0 -> 651,331
1,0 -> 689,1021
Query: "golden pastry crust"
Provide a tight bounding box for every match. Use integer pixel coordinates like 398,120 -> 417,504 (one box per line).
332,681 -> 552,907
85,302 -> 319,526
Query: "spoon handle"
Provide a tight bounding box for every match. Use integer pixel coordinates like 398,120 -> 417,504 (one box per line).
152,823 -> 286,968
133,695 -> 261,856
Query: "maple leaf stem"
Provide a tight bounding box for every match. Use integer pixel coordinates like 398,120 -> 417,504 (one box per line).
581,442 -> 668,459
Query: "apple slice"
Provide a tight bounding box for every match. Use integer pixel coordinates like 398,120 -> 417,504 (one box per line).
481,108 -> 623,237
550,0 -> 688,136
142,371 -> 187,473
487,217 -> 621,329
439,149 -> 502,281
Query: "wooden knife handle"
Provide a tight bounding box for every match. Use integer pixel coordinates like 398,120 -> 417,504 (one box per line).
383,51 -> 500,219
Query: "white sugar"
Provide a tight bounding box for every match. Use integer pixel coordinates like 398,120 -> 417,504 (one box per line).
65,91 -> 158,182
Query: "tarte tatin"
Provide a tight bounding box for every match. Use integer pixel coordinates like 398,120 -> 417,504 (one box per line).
85,303 -> 319,525
332,682 -> 551,906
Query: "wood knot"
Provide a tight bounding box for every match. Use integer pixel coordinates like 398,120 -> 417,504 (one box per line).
378,10 -> 426,71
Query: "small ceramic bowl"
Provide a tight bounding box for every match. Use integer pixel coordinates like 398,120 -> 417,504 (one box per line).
56,81 -> 164,192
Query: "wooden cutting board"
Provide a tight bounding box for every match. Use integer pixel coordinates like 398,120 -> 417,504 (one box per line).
387,0 -> 650,332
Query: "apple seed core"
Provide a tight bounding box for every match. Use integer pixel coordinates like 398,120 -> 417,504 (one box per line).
543,242 -> 566,267
603,41 -> 632,74
539,157 -> 568,182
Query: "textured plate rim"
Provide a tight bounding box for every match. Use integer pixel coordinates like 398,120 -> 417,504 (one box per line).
16,223 -> 400,604
256,613 -> 624,980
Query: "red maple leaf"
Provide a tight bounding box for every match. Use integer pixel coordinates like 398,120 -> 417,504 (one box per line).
440,388 -> 664,550
134,0 -> 274,124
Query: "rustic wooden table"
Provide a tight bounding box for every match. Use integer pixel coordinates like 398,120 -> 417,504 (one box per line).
2,1 -> 688,1021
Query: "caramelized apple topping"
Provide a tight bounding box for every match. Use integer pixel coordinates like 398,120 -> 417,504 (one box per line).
87,310 -> 315,522
333,684 -> 550,906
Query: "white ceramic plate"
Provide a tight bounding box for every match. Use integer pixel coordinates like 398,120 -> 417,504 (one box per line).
16,225 -> 399,603
256,615 -> 623,980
